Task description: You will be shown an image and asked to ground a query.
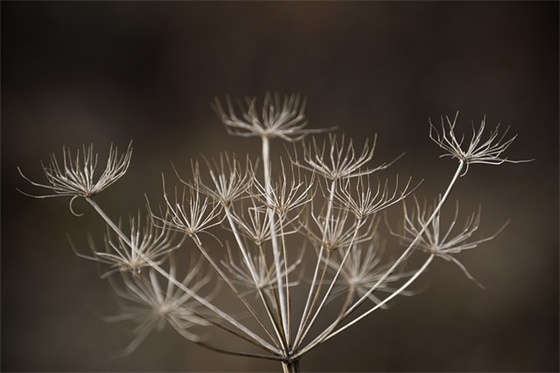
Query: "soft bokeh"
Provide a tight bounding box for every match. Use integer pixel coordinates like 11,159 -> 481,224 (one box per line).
2,2 -> 558,372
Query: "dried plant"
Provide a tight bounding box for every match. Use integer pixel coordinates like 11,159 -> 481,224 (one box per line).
106,255 -> 215,357
19,93 -> 529,372
388,198 -> 509,289
70,211 -> 183,278
18,142 -> 132,215
429,112 -> 531,175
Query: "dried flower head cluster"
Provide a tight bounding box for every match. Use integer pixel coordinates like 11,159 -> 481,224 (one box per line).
429,112 -> 530,175
19,93 -> 528,372
18,142 -> 132,215
212,92 -> 327,141
107,256 -> 214,357
71,211 -> 183,278
390,198 -> 510,289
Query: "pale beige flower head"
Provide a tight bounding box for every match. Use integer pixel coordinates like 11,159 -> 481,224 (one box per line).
390,197 -> 508,288
71,211 -> 183,278
18,142 -> 133,215
107,256 -> 213,356
429,112 -> 531,175
293,134 -> 402,181
212,92 -> 327,141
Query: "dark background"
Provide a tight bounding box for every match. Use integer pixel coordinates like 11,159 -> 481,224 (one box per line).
1,1 -> 558,372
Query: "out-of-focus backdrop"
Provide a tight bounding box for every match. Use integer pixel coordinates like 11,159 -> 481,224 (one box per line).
2,2 -> 558,372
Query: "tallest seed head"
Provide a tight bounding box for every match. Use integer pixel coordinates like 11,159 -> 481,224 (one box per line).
212,92 -> 327,141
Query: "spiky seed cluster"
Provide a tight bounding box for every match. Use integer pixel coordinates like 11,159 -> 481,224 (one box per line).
293,134 -> 402,181
212,92 -> 324,141
333,176 -> 417,219
107,257 -> 213,356
252,161 -> 314,219
18,142 -> 133,215
390,198 -> 508,288
324,239 -> 414,307
304,208 -> 366,252
188,155 -> 255,207
232,202 -> 297,246
75,212 -> 183,277
429,112 -> 529,175
153,180 -> 223,237
221,242 -> 304,299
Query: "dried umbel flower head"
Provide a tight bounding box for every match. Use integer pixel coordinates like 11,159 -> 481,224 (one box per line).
323,238 -> 414,308
212,92 -> 326,141
252,160 -> 314,219
151,176 -> 223,238
390,197 -> 509,288
19,93 -> 532,372
221,241 -> 304,299
107,256 -> 214,356
333,175 -> 417,219
292,134 -> 403,181
186,155 -> 255,207
71,211 -> 183,278
18,142 -> 133,215
429,112 -> 531,175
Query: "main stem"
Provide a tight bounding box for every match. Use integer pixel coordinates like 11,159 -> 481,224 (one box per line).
282,359 -> 300,373
261,136 -> 290,343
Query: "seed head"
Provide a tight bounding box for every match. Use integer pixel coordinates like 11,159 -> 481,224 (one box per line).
71,211 -> 183,278
18,142 -> 133,215
293,134 -> 402,181
212,92 -> 327,141
107,256 -> 213,356
186,155 -> 255,207
221,241 -> 304,299
429,112 -> 531,175
333,175 -> 417,219
390,197 -> 508,288
151,175 -> 223,238
324,238 -> 414,307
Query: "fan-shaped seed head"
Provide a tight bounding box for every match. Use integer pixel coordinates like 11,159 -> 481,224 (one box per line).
429,112 -> 531,175
212,92 -> 328,141
18,142 -> 133,215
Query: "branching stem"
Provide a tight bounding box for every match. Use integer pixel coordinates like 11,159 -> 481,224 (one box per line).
293,178 -> 337,348
85,197 -> 281,355
261,135 -> 290,345
293,160 -> 465,357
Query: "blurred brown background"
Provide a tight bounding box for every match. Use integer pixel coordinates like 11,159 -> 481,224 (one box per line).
1,2 -> 558,372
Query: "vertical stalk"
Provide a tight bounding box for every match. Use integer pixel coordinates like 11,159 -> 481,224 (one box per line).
223,206 -> 286,351
261,136 -> 290,343
293,178 -> 337,347
297,215 -> 364,342
282,359 -> 300,373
